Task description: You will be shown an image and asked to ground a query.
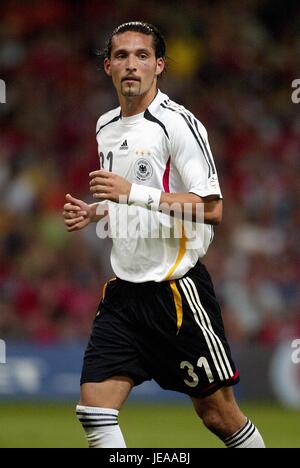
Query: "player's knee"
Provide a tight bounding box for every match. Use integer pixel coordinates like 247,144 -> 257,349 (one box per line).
202,410 -> 223,432
197,408 -> 225,435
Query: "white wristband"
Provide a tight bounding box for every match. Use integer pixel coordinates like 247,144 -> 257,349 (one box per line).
129,183 -> 161,210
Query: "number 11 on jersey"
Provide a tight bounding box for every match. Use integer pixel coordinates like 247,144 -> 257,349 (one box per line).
99,151 -> 114,172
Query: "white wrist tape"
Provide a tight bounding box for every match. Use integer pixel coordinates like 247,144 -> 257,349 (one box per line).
129,183 -> 161,210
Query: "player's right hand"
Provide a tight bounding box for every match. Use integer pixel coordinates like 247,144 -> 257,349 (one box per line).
63,194 -> 92,232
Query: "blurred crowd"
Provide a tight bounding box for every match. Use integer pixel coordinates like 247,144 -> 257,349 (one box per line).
0,0 -> 299,345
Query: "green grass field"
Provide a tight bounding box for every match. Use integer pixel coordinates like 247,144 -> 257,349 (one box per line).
0,402 -> 299,448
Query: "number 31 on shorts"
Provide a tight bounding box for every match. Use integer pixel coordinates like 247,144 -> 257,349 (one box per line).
180,357 -> 214,387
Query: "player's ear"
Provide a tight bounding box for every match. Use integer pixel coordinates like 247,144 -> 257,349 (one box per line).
104,58 -> 112,76
155,58 -> 165,77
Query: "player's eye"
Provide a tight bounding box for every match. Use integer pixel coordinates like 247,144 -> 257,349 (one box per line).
139,54 -> 148,59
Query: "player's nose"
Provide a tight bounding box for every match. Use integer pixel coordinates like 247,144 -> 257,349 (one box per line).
126,54 -> 137,71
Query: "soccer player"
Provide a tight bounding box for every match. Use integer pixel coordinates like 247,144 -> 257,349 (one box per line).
63,22 -> 265,448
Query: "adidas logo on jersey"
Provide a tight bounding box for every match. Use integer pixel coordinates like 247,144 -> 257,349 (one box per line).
120,139 -> 128,150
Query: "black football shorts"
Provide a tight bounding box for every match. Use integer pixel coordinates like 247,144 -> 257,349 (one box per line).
81,262 -> 239,398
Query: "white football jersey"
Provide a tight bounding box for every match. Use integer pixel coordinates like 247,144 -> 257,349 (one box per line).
96,90 -> 222,283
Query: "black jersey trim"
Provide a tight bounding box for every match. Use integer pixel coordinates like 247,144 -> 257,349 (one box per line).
144,108 -> 169,140
96,113 -> 121,136
161,101 -> 216,177
163,99 -> 217,175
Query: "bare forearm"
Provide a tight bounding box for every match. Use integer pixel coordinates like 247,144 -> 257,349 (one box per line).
159,192 -> 223,225
88,170 -> 222,225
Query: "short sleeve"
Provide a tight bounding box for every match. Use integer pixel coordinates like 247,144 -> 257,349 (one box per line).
170,115 -> 222,198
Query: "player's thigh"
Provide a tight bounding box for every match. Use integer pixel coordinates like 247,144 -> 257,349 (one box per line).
79,375 -> 134,410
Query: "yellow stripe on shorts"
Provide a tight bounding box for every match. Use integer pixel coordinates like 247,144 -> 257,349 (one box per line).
164,221 -> 187,281
169,280 -> 183,335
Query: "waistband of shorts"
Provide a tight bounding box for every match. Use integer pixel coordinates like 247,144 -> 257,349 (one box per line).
115,261 -> 204,286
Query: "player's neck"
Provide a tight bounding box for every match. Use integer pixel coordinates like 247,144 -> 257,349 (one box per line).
119,87 -> 158,117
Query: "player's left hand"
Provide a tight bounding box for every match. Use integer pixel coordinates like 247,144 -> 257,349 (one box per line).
89,170 -> 132,203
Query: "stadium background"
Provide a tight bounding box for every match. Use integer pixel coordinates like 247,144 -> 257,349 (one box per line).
0,0 -> 299,447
